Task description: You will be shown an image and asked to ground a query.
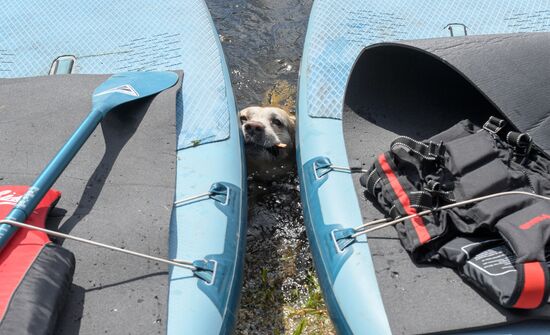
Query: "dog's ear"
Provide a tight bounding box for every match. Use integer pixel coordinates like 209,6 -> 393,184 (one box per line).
287,113 -> 297,145
288,113 -> 296,126
239,108 -> 251,123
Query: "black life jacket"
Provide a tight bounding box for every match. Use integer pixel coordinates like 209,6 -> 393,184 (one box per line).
362,117 -> 550,309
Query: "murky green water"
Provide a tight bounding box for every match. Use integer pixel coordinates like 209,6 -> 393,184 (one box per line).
205,1 -> 335,334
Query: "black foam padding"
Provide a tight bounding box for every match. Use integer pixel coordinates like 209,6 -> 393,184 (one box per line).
0,73 -> 181,335
343,33 -> 550,334
393,33 -> 550,156
0,244 -> 75,335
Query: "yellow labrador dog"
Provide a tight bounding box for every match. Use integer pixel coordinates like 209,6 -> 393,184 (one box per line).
239,106 -> 296,179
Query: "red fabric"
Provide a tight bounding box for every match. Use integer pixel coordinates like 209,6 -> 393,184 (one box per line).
0,186 -> 61,320
513,262 -> 546,309
378,154 -> 431,244
519,214 -> 550,230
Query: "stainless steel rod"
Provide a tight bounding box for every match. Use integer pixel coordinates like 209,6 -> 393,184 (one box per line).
0,219 -> 197,270
174,192 -> 212,206
352,191 -> 550,238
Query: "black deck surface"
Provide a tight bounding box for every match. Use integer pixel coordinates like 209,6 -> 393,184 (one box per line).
342,39 -> 550,334
0,74 -> 181,335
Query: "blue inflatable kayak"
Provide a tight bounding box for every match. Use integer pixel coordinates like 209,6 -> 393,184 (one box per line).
0,1 -> 245,334
298,0 -> 550,334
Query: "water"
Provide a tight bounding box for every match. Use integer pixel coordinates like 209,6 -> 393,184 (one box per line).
206,0 -> 312,111
205,1 -> 335,334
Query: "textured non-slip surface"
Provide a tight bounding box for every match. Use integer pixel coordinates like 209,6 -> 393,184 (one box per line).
0,74 -> 180,335
0,0 -> 230,149
342,40 -> 550,334
395,33 -> 550,156
303,0 -> 550,120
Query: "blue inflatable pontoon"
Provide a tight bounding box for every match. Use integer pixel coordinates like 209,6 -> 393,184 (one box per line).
298,0 -> 550,333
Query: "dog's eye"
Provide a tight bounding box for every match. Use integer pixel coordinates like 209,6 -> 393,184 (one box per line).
240,115 -> 247,123
272,118 -> 283,127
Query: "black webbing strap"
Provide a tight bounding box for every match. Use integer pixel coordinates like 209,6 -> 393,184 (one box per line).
364,161 -> 437,219
361,166 -> 380,196
389,190 -> 434,218
390,136 -> 445,161
363,138 -> 453,210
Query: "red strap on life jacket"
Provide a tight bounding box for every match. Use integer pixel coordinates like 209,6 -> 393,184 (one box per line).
513,262 -> 547,309
0,185 -> 61,320
378,154 -> 431,244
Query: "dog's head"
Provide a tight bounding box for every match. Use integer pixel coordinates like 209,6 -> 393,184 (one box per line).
239,106 -> 296,164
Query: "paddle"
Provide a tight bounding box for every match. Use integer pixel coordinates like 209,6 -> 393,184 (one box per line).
0,71 -> 179,252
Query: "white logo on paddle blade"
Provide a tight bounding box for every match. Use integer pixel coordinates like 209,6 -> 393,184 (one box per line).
94,84 -> 140,97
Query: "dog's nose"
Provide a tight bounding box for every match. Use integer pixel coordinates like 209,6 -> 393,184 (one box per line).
244,121 -> 265,134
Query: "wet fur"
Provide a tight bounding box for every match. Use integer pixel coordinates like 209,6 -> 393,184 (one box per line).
239,106 -> 296,180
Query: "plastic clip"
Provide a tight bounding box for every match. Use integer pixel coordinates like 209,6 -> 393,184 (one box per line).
331,228 -> 356,252
192,259 -> 217,285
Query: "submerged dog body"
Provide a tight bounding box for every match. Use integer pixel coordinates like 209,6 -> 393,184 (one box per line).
239,106 -> 296,179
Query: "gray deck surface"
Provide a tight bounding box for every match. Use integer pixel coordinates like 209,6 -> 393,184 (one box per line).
0,74 -> 180,335
342,45 -> 550,334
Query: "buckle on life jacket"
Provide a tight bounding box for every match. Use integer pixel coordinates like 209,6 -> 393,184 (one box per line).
390,136 -> 445,162
483,116 -> 506,134
507,131 -> 533,163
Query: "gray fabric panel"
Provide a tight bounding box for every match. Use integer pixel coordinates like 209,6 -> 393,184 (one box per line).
389,33 -> 550,156
343,41 -> 550,334
0,244 -> 75,335
0,73 -> 181,335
